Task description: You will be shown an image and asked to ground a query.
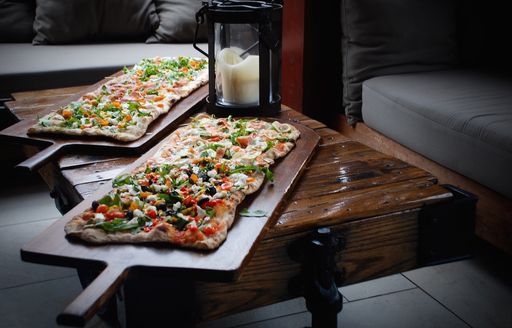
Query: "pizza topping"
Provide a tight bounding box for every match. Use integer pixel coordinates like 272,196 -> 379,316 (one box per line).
68,114 -> 300,247
32,56 -> 208,139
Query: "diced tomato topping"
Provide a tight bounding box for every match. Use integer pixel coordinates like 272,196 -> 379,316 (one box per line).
202,226 -> 216,236
236,136 -> 252,148
144,226 -> 151,233
216,147 -> 226,159
209,136 -> 221,142
221,182 -> 232,191
202,199 -> 224,208
183,195 -> 196,207
276,142 -> 286,151
96,204 -> 109,213
188,225 -> 198,232
146,209 -> 157,219
105,210 -> 125,221
82,212 -> 95,221
152,218 -> 160,226
138,179 -> 150,186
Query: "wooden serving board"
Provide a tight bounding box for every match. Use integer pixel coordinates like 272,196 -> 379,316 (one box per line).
0,71 -> 208,172
20,118 -> 320,327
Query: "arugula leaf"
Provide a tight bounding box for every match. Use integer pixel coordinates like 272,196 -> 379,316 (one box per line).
239,208 -> 267,217
87,220 -> 139,232
98,194 -> 121,207
101,85 -> 109,95
127,101 -> 140,111
230,165 -> 274,182
264,141 -> 276,152
137,108 -> 151,117
112,174 -> 134,187
158,192 -> 182,204
146,89 -> 159,95
166,216 -> 189,230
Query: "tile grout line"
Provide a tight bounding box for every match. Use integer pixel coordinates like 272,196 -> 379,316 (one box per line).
0,274 -> 77,292
228,287 -> 423,328
341,286 -> 418,303
400,273 -> 474,328
230,309 -> 308,328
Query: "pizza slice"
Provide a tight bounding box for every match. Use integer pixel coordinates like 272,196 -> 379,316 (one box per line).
64,114 -> 300,250
28,57 -> 208,142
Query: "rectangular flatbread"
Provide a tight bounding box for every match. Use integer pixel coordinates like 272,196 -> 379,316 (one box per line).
64,114 -> 300,250
28,57 -> 208,142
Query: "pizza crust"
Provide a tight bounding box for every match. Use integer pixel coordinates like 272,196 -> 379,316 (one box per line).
28,57 -> 208,142
64,115 -> 300,250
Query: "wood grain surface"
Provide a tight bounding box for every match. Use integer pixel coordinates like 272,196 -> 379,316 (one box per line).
6,86 -> 454,324
0,72 -> 208,171
19,117 -> 320,325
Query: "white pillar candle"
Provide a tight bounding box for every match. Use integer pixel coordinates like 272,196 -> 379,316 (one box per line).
217,47 -> 259,105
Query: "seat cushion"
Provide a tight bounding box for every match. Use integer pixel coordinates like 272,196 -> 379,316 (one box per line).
0,43 -> 206,93
362,70 -> 512,199
340,0 -> 458,125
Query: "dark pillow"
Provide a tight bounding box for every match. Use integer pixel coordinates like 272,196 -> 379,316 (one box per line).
0,0 -> 35,43
147,0 -> 207,43
32,0 -> 159,44
341,0 -> 458,124
99,0 -> 159,42
32,0 -> 99,44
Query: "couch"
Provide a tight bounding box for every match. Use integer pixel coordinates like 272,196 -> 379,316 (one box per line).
313,0 -> 512,255
0,0 -> 207,95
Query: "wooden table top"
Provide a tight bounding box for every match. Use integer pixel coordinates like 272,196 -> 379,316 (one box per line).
5,85 -> 452,239
4,85 -> 453,325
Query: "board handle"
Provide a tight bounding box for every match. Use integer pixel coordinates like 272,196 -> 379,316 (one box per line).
57,264 -> 128,327
16,143 -> 64,172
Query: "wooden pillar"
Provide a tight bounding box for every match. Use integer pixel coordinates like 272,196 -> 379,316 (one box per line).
281,0 -> 305,112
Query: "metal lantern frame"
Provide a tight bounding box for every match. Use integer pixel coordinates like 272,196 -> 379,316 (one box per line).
194,0 -> 283,116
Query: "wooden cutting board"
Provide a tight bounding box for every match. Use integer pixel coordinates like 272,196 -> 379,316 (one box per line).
20,118 -> 320,327
0,71 -> 208,172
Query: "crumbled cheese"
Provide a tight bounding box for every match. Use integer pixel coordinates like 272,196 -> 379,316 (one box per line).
192,166 -> 200,174
196,206 -> 207,219
127,218 -> 139,225
191,184 -> 201,193
172,202 -> 181,211
230,173 -> 248,188
133,209 -> 144,217
94,213 -> 105,221
214,191 -> 227,199
146,194 -> 157,202
207,169 -> 217,178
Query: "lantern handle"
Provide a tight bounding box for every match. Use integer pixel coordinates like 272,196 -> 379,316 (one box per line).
194,4 -> 209,57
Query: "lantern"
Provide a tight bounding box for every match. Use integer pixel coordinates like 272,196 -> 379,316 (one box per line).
194,0 -> 283,116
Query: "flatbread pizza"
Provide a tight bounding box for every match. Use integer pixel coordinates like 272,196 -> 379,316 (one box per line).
65,114 -> 300,250
28,56 -> 208,142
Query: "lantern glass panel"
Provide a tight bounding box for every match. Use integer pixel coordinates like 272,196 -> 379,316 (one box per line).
214,23 -> 262,106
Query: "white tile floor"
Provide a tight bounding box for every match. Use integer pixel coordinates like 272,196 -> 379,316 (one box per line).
1,175 -> 512,328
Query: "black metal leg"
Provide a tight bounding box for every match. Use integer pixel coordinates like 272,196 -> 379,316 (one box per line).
289,227 -> 345,328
